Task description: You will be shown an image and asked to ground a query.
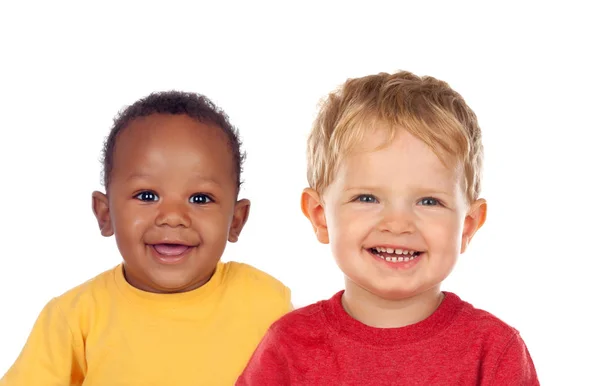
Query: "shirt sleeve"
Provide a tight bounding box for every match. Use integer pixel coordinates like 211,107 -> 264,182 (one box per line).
0,298 -> 85,386
489,332 -> 540,386
236,327 -> 290,385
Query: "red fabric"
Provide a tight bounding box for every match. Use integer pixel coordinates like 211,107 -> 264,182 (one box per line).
237,291 -> 539,385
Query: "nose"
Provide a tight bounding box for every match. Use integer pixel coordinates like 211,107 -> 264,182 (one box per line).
378,203 -> 416,235
155,199 -> 192,228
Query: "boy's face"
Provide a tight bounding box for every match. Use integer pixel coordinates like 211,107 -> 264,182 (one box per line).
92,114 -> 249,293
302,128 -> 486,301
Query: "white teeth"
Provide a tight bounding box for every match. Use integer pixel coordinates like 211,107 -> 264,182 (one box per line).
370,246 -> 422,264
373,247 -> 418,256
373,253 -> 418,263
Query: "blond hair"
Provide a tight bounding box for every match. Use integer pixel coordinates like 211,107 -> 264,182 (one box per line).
307,70 -> 483,202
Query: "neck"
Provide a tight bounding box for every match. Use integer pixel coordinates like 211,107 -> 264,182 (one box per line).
341,280 -> 444,328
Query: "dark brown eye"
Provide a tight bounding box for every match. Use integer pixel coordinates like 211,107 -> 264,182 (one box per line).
135,191 -> 158,202
189,194 -> 212,204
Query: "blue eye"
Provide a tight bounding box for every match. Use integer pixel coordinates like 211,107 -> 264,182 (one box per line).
355,194 -> 378,203
419,197 -> 440,206
135,191 -> 158,202
189,194 -> 212,204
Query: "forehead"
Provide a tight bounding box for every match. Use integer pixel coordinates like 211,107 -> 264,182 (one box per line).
111,114 -> 233,182
339,128 -> 462,189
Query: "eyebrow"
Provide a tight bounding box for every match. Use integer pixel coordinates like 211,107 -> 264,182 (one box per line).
126,173 -> 221,185
343,185 -> 455,196
343,186 -> 381,192
126,173 -> 150,181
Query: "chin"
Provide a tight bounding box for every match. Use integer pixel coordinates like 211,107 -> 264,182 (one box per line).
369,286 -> 421,301
352,278 -> 422,300
148,273 -> 196,293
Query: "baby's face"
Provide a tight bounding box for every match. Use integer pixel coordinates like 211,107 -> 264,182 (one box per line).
320,128 -> 484,301
94,114 -> 248,293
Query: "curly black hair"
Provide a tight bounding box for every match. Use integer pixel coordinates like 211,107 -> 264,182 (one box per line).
101,91 -> 245,191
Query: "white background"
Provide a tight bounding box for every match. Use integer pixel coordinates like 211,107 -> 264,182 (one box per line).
1,1 -> 598,384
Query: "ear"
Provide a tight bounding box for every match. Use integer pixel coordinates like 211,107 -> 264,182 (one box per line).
228,198 -> 251,242
92,191 -> 114,237
460,198 -> 487,253
301,188 -> 329,244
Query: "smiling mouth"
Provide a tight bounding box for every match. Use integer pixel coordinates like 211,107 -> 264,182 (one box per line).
151,244 -> 192,256
149,243 -> 194,265
368,246 -> 423,263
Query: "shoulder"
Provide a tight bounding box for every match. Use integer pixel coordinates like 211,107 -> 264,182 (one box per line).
265,298 -> 328,341
28,266 -> 118,341
221,261 -> 292,313
447,292 -> 529,358
222,261 -> 290,298
448,293 -> 539,383
451,293 -> 519,338
50,265 -> 119,318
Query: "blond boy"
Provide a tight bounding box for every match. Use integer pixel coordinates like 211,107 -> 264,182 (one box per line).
237,71 -> 539,385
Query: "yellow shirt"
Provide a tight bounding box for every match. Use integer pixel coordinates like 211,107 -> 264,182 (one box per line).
1,262 -> 291,385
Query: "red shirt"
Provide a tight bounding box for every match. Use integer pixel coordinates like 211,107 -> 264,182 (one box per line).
237,291 -> 539,385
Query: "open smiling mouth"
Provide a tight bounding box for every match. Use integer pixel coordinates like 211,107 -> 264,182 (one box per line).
149,243 -> 195,264
152,244 -> 192,256
368,246 -> 424,263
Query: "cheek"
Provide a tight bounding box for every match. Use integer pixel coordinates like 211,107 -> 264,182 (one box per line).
327,205 -> 379,246
421,215 -> 464,252
190,208 -> 232,239
113,205 -> 152,235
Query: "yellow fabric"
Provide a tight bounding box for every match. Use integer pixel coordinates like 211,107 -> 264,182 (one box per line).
1,262 -> 291,385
